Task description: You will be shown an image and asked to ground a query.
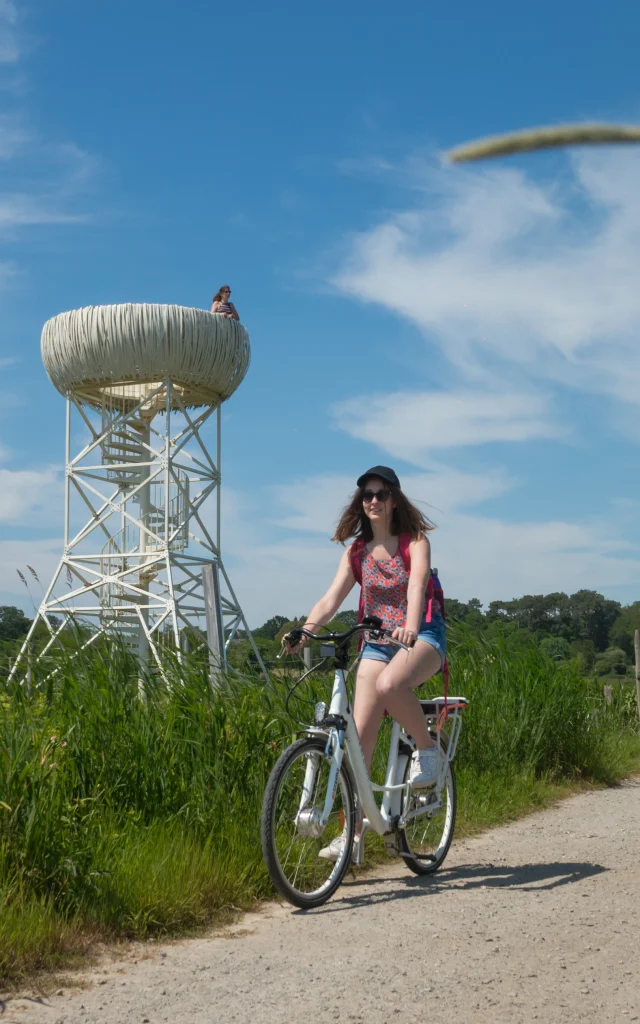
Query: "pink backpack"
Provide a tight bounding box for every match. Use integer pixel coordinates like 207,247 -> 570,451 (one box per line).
348,532 -> 450,709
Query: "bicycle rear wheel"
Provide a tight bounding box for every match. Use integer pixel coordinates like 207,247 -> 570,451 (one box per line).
399,741 -> 456,875
261,737 -> 356,909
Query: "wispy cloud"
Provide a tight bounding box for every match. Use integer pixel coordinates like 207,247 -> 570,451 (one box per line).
333,149 -> 640,411
333,390 -> 562,466
0,193 -> 88,228
0,112 -> 27,157
0,9 -> 98,237
0,465 -> 63,524
0,1 -> 19,65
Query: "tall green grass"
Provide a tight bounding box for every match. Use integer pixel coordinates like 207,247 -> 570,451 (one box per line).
1,625 -> 638,983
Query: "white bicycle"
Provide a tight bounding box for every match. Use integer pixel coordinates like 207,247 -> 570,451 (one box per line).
261,616 -> 468,909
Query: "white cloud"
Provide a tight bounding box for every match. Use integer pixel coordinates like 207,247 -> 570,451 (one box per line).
0,12 -> 98,237
435,511 -> 640,606
333,149 -> 640,408
0,112 -> 27,157
0,193 -> 87,229
0,1 -> 19,65
333,390 -> 561,465
0,465 -> 62,524
227,535 -> 351,626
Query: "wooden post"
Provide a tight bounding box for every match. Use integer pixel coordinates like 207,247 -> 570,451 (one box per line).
603,684 -> 613,706
303,646 -> 312,672
202,563 -> 224,689
635,629 -> 640,719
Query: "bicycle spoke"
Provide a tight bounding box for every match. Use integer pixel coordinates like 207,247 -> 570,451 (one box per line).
262,738 -> 355,904
401,759 -> 456,873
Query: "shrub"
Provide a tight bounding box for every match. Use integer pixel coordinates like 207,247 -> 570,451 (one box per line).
539,636 -> 572,661
594,646 -> 629,677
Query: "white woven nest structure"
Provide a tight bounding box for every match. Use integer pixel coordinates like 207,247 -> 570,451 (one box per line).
10,302 -> 268,687
41,303 -> 250,410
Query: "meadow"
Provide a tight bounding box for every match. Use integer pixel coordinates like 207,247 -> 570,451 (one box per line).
1,624 -> 639,985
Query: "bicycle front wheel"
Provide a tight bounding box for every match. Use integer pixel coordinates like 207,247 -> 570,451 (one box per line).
399,753 -> 457,875
261,736 -> 356,909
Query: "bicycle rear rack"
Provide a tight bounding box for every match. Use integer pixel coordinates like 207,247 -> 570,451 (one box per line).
420,696 -> 468,765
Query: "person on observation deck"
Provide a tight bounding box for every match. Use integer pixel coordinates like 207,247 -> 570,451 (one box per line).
286,466 -> 446,862
211,285 -> 240,321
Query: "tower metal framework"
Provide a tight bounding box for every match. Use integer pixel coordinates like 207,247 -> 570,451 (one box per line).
9,304 -> 267,682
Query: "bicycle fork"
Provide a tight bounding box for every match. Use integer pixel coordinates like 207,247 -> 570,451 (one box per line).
294,730 -> 344,839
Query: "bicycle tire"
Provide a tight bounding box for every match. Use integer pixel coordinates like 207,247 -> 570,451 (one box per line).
261,736 -> 356,910
399,732 -> 457,875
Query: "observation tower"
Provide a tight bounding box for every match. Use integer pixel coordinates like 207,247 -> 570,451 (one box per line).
10,303 -> 266,680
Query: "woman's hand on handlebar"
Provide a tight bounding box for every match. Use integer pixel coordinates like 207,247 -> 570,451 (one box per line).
281,624 -> 316,655
391,625 -> 418,649
283,631 -> 308,655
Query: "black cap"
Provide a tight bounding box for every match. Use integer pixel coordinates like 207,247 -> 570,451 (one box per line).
357,465 -> 401,489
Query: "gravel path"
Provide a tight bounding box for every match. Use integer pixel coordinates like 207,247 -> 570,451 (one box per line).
4,781 -> 640,1024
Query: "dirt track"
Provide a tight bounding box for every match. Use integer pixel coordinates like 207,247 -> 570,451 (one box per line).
5,780 -> 640,1024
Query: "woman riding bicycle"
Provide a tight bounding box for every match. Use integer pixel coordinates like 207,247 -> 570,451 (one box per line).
287,465 -> 446,859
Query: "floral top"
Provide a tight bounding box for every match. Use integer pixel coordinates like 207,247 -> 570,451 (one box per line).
361,548 -> 424,644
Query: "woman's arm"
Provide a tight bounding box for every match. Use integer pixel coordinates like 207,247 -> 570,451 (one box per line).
398,534 -> 430,642
229,303 -> 240,321
211,300 -> 221,313
287,548 -> 356,651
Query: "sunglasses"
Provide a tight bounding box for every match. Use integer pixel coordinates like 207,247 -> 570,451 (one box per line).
362,487 -> 391,503
222,289 -> 231,294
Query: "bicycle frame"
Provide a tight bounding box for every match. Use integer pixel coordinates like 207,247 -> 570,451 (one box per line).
302,660 -> 466,860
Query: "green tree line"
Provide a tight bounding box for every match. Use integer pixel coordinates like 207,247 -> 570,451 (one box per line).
3,589 -> 639,677
239,590 -> 640,676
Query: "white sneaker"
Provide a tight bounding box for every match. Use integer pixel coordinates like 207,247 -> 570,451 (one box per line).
409,748 -> 439,790
318,832 -> 361,862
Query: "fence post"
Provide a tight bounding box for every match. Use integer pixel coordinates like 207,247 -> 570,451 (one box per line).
635,629 -> 640,719
603,684 -> 613,706
303,646 -> 312,672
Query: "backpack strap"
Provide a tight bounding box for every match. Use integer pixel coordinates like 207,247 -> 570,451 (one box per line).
398,532 -> 412,570
348,538 -> 365,588
348,539 -> 366,649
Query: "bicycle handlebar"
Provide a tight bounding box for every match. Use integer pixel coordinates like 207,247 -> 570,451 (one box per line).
283,616 -> 412,653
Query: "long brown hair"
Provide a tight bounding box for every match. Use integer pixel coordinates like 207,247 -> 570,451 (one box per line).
332,480 -> 434,544
212,285 -> 232,304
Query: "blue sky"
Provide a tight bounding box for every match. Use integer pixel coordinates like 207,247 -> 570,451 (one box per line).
1,0 -> 640,625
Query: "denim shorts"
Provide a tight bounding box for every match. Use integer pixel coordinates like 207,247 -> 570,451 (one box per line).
360,615 -> 446,668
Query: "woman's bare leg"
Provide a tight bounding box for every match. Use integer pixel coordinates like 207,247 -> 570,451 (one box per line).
350,644 -> 442,839
375,641 -> 443,750
352,658 -> 388,772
